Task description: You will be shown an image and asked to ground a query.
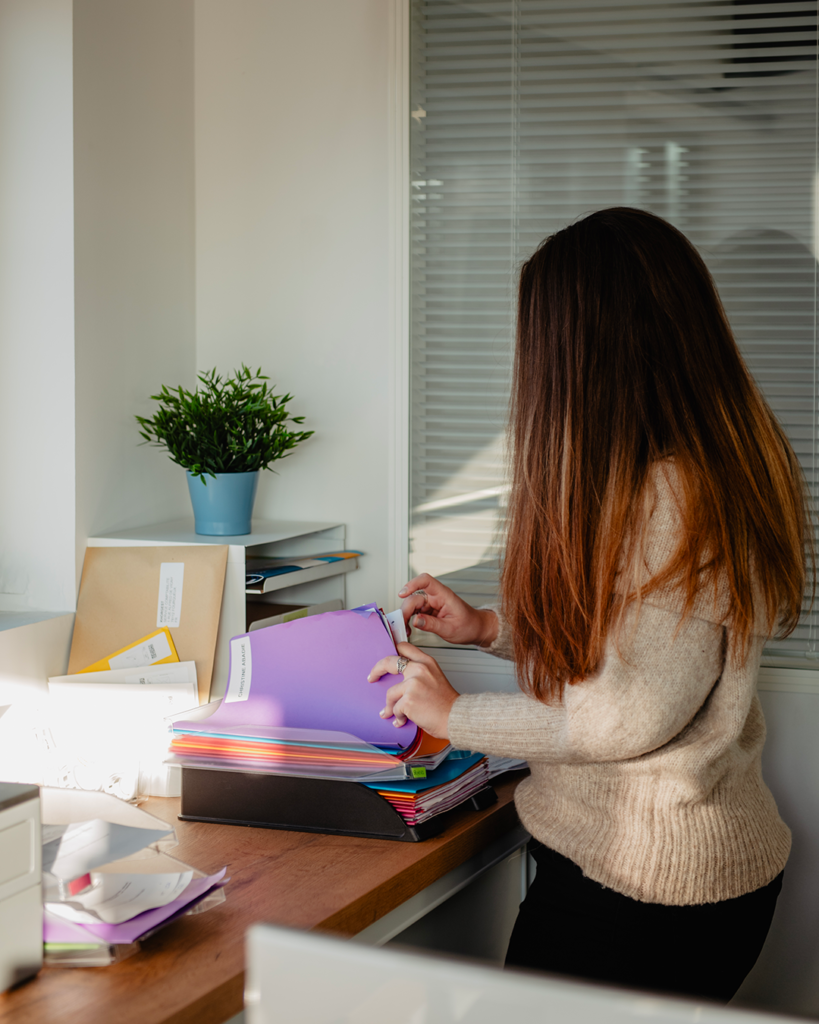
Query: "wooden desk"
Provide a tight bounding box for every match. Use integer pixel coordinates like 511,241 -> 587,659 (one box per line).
0,774 -> 525,1024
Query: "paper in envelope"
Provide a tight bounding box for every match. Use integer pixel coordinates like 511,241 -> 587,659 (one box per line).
79,628 -> 179,673
69,545 -> 228,704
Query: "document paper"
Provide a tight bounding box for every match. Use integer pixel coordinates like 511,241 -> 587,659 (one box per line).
47,870 -> 194,925
43,867 -> 228,945
43,819 -> 174,879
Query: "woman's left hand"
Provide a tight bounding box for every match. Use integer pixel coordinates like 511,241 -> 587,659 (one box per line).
367,642 -> 459,740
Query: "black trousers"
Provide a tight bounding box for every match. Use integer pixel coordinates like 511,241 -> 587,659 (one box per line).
505,842 -> 783,1003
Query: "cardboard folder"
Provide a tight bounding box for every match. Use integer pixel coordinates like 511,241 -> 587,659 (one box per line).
69,546 -> 229,704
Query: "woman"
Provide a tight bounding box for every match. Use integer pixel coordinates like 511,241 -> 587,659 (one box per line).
368,208 -> 810,1002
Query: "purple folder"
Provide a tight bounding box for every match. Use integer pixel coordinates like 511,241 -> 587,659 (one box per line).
44,869 -> 228,945
175,605 -> 418,749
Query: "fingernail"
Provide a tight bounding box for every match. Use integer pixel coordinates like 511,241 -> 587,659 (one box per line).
393,719 -> 401,727
415,616 -> 425,628
399,588 -> 409,596
367,673 -> 373,682
379,708 -> 387,717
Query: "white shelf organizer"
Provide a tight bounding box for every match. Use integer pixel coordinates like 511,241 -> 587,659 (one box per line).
87,518 -> 356,701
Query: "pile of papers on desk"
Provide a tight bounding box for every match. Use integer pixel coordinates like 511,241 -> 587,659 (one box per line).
366,752 -> 490,826
0,633 -> 200,802
168,604 -> 509,834
45,647 -> 200,800
169,604 -> 452,784
168,603 -> 529,835
40,788 -> 227,967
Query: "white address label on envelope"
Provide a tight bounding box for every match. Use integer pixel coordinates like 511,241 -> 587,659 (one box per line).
157,562 -> 184,628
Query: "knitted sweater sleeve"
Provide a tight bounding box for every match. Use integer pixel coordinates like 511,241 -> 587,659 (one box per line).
448,600 -> 725,763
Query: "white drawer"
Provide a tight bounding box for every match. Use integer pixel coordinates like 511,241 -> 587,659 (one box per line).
0,795 -> 40,903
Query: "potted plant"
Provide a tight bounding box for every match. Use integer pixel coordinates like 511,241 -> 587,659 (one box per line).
136,365 -> 313,536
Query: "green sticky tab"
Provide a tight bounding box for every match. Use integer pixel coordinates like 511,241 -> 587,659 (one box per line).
411,766 -> 427,778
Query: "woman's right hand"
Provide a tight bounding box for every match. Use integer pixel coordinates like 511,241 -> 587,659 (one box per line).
398,573 -> 499,648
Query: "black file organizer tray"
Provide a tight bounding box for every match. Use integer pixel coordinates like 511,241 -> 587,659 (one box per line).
179,766 -> 497,842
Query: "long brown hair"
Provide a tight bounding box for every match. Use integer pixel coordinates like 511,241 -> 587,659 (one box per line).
502,207 -> 810,703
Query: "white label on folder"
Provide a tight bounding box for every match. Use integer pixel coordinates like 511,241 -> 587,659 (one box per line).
385,608 -> 408,645
157,562 -> 185,628
109,631 -> 172,670
225,637 -> 252,703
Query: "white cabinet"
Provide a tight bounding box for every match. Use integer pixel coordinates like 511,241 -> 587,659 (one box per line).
88,518 -> 357,700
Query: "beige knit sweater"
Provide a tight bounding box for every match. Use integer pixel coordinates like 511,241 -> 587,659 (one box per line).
447,463 -> 791,906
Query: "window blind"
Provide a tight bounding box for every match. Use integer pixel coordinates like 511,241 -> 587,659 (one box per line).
409,0 -> 819,656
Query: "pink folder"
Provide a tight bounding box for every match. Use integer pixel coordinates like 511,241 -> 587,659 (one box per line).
174,605 -> 418,749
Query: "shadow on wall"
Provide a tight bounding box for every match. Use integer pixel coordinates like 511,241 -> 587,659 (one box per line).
733,689 -> 819,1016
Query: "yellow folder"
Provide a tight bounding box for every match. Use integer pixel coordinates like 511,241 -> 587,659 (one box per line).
79,627 -> 180,674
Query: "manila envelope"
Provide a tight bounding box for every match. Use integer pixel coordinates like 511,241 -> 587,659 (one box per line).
68,546 -> 229,704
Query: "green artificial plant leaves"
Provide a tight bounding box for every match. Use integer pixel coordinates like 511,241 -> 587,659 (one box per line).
136,365 -> 314,482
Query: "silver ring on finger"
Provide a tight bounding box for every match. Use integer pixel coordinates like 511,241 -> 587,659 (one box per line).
412,590 -> 427,598
396,656 -> 410,674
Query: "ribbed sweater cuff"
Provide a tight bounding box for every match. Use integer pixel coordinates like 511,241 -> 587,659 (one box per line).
477,605 -> 515,660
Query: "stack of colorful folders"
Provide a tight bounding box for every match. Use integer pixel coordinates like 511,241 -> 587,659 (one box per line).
365,752 -> 490,826
169,604 -> 452,783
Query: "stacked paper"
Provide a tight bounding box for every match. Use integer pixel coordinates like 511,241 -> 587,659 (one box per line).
170,725 -> 410,780
397,729 -> 453,771
169,604 -> 450,782
44,866 -> 228,952
41,788 -> 227,966
486,755 -> 529,779
46,660 -> 200,799
366,753 -> 490,826
0,634 -> 200,800
168,603 -> 501,834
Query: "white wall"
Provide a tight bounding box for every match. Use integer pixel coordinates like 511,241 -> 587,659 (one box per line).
194,0 -> 394,608
73,0 -> 197,575
0,0 -> 76,614
0,0 -> 199,617
0,614 -> 73,703
1,0 -> 396,617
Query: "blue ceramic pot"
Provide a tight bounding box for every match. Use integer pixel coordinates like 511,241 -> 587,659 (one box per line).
186,470 -> 260,536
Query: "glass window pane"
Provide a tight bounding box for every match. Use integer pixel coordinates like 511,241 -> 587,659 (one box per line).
410,0 -> 819,656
